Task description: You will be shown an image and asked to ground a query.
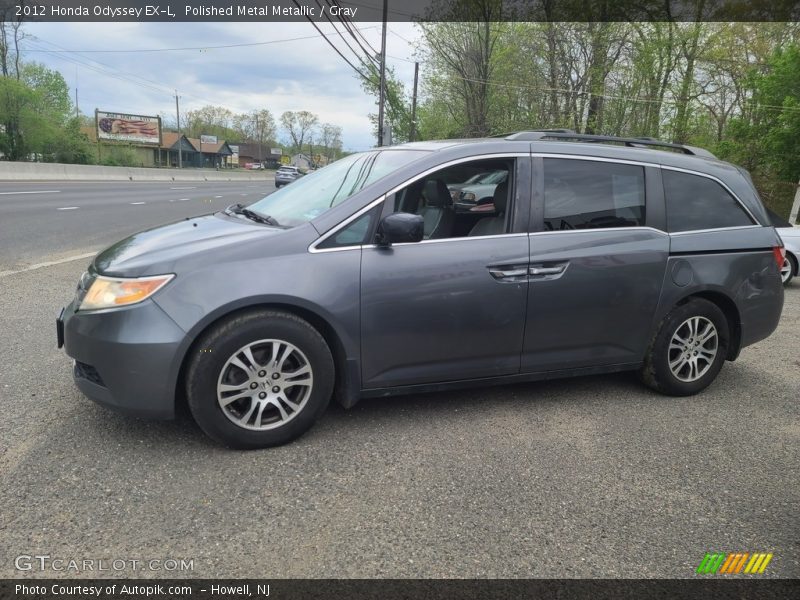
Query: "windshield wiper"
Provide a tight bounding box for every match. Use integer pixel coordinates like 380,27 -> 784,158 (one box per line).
224,203 -> 281,227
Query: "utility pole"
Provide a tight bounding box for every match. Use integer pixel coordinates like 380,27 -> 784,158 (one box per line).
410,61 -> 419,142
175,91 -> 182,168
377,0 -> 388,146
790,181 -> 800,225
75,66 -> 79,119
255,113 -> 262,166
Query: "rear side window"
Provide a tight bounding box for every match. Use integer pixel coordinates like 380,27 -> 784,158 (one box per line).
543,159 -> 645,230
663,170 -> 754,233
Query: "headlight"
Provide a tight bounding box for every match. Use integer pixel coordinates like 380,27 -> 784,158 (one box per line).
462,192 -> 476,202
79,274 -> 174,311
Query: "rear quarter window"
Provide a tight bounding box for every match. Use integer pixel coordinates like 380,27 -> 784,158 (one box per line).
663,170 -> 754,233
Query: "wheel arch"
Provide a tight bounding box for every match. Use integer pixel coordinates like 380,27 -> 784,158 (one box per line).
675,289 -> 742,361
171,299 -> 360,414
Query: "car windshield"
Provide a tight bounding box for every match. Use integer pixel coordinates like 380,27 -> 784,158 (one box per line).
247,149 -> 428,226
479,170 -> 506,184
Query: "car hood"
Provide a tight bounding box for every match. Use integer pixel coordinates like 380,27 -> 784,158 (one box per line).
92,212 -> 281,276
778,226 -> 800,252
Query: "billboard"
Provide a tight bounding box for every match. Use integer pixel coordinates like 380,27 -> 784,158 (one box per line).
96,110 -> 161,145
200,135 -> 218,145
271,147 -> 282,156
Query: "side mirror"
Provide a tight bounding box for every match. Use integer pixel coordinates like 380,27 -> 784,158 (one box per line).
376,212 -> 424,246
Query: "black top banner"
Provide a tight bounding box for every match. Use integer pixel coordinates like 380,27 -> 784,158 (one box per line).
1,0 -> 799,22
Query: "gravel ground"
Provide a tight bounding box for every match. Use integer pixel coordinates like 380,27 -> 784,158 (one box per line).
0,261 -> 797,579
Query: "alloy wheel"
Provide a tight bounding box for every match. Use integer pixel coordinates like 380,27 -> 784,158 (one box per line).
216,339 -> 314,430
780,257 -> 792,283
668,316 -> 718,383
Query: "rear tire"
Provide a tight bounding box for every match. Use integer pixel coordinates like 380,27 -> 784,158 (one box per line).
186,310 -> 334,449
639,298 -> 729,396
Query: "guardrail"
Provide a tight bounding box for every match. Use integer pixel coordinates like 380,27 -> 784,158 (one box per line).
0,162 -> 275,182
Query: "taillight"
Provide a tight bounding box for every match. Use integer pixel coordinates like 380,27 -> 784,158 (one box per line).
773,246 -> 786,269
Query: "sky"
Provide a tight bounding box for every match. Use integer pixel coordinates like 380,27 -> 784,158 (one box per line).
21,21 -> 423,151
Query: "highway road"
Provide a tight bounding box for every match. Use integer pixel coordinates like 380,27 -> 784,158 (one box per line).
0,179 -> 275,272
0,180 -> 798,578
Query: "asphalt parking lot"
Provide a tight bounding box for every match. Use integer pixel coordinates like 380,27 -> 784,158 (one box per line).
0,183 -> 798,579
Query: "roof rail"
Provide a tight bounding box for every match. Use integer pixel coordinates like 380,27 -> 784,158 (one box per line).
505,131 -> 717,159
491,128 -> 576,138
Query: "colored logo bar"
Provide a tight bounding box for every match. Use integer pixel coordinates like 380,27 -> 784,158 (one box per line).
696,552 -> 773,574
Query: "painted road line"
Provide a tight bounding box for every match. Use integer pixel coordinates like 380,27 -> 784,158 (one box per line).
177,198 -> 189,202
170,186 -> 197,190
0,251 -> 97,278
57,206 -> 79,210
214,195 -> 223,198
0,190 -> 61,195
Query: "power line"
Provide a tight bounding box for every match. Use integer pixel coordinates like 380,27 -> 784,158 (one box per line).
329,0 -> 380,57
20,27 -> 378,54
435,72 -> 800,115
314,0 -> 377,69
23,39 -> 252,126
292,0 -> 369,81
24,39 -> 173,97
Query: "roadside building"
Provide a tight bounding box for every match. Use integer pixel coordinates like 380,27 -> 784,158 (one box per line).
291,153 -> 313,170
186,138 -> 235,169
157,132 -> 197,167
237,143 -> 282,169
80,126 -> 239,169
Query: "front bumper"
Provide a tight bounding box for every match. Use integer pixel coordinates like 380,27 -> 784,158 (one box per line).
60,299 -> 187,419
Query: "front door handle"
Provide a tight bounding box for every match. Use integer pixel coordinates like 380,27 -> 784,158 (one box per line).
488,265 -> 528,280
529,265 -> 565,276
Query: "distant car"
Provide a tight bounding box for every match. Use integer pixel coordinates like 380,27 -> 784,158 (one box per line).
275,165 -> 302,188
768,207 -> 799,284
446,171 -> 499,202
245,163 -> 264,170
455,170 -> 508,212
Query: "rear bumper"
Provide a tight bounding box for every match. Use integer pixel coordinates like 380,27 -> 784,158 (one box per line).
739,269 -> 785,349
61,299 -> 187,419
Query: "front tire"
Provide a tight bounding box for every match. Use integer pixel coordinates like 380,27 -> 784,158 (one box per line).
639,298 -> 729,396
186,310 -> 335,449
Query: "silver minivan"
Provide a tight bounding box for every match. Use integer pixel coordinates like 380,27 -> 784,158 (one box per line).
58,132 -> 785,448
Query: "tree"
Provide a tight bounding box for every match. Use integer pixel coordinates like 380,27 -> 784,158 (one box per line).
232,109 -> 277,147
280,110 -> 318,153
319,123 -> 343,161
360,64 -> 413,144
0,60 -> 73,160
184,105 -> 235,139
419,18 -> 502,137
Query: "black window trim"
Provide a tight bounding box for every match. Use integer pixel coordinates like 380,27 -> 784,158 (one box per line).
534,153 -> 649,233
531,153 -> 759,235
309,152 -> 531,253
659,165 -> 759,234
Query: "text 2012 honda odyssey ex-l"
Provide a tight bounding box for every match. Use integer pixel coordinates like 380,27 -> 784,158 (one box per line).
58,132 -> 785,448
